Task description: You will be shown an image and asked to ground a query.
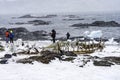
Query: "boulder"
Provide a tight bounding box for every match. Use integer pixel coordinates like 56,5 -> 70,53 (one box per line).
93,60 -> 114,67
0,59 -> 8,64
62,51 -> 77,57
12,53 -> 17,57
103,57 -> 120,65
17,59 -> 33,64
4,54 -> 12,58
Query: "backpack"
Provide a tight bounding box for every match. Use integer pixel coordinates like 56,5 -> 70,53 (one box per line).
9,33 -> 14,38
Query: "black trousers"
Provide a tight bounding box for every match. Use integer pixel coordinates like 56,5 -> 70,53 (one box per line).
10,38 -> 13,43
52,38 -> 56,43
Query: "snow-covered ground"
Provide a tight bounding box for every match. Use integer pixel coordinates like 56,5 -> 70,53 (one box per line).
0,40 -> 120,80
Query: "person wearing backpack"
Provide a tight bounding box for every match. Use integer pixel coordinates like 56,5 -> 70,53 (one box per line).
5,30 -> 10,43
9,30 -> 14,43
51,29 -> 56,43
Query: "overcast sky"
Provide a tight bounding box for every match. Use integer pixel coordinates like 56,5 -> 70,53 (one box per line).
0,0 -> 120,14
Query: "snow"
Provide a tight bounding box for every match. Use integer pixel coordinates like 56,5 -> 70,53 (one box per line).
0,40 -> 120,80
85,30 -> 103,38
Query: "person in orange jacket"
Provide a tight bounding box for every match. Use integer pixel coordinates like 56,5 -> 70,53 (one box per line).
5,30 -> 10,43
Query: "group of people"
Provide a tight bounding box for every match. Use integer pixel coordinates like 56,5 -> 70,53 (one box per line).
50,29 -> 70,43
5,30 -> 14,43
5,29 -> 69,44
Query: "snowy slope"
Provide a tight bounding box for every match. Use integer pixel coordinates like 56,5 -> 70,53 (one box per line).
0,40 -> 120,80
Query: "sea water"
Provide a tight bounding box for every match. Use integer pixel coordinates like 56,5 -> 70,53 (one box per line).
0,12 -> 120,39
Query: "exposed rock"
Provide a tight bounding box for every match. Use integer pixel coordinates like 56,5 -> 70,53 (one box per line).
8,27 -> 29,33
28,20 -> 50,25
18,14 -> 57,18
62,51 -> 77,57
0,27 -> 49,40
15,22 -> 26,25
103,57 -> 120,65
71,21 -> 120,27
17,59 -> 33,64
11,20 -> 50,25
39,14 -> 57,18
93,60 -> 114,67
93,56 -> 120,67
91,21 -> 120,27
0,59 -> 8,64
114,38 -> 120,43
71,23 -> 89,27
12,53 -> 17,57
15,50 -> 120,66
63,18 -> 84,21
62,57 -> 75,62
17,51 -> 62,64
63,15 -> 79,18
4,54 -> 12,58
0,45 -> 4,51
17,50 -> 77,64
19,14 -> 36,18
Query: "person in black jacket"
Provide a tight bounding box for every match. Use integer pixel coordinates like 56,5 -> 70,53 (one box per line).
51,29 -> 56,43
66,32 -> 70,40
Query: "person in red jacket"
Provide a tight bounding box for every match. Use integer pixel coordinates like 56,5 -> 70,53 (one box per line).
5,30 -> 10,43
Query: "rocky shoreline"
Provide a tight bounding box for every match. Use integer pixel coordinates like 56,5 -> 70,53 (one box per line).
0,27 -> 120,42
1,49 -> 120,67
0,27 -> 49,40
71,21 -> 120,27
10,20 -> 51,25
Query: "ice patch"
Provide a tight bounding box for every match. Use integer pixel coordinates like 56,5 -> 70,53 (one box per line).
85,30 -> 102,38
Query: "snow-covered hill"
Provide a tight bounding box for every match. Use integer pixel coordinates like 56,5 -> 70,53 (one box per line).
0,39 -> 120,80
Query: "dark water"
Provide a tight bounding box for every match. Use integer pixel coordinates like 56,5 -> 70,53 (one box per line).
0,12 -> 120,39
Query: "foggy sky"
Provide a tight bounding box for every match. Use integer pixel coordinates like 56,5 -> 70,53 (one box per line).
0,0 -> 120,14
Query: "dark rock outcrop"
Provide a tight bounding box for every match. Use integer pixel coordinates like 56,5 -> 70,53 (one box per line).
0,27 -> 49,40
0,59 -> 8,64
19,14 -> 36,18
12,20 -> 51,25
18,14 -> 57,18
4,54 -> 12,58
15,49 -> 120,66
93,56 -> 120,67
39,15 -> 57,18
28,20 -> 50,25
12,53 -> 17,57
63,15 -> 79,18
71,21 -> 120,27
63,18 -> 84,21
62,51 -> 77,57
17,50 -> 77,64
93,60 -> 114,67
103,57 -> 120,65
17,59 -> 33,64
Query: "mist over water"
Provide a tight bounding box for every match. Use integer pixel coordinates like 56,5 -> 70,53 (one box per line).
0,12 -> 120,39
